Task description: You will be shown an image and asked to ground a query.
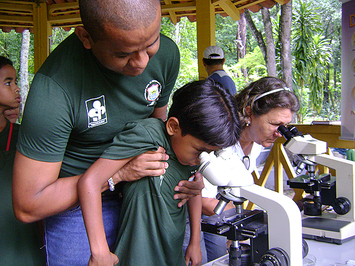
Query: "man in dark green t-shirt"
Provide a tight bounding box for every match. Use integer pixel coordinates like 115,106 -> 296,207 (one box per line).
12,0 -> 204,265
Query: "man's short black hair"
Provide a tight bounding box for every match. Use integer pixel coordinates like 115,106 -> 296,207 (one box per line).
203,58 -> 224,66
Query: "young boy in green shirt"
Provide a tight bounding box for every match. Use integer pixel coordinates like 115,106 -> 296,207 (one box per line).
0,55 -> 45,265
78,79 -> 241,266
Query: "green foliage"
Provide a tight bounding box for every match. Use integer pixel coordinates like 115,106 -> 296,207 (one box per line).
291,0 -> 340,122
50,28 -> 74,51
160,17 -> 198,92
292,0 -> 322,87
215,15 -> 239,65
235,47 -> 267,80
0,29 -> 35,87
308,34 -> 331,113
1,30 -> 27,72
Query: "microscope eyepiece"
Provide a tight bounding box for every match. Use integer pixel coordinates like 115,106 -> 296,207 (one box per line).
278,125 -> 303,141
277,125 -> 294,140
288,125 -> 303,137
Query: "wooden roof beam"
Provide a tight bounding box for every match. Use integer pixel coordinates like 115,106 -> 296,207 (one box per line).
213,0 -> 240,21
274,0 -> 288,4
241,0 -> 271,10
0,23 -> 32,28
164,0 -> 178,25
161,2 -> 196,12
0,14 -> 33,23
47,2 -> 79,15
48,13 -> 81,24
0,3 -> 33,13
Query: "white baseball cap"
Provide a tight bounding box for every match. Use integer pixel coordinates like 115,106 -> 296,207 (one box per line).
203,46 -> 224,59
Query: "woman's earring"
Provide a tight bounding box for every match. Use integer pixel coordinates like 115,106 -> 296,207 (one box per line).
246,120 -> 251,127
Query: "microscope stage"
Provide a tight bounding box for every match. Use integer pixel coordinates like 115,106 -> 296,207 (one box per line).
302,216 -> 355,244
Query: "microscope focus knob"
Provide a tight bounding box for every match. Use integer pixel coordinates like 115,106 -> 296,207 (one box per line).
259,248 -> 289,266
333,197 -> 351,215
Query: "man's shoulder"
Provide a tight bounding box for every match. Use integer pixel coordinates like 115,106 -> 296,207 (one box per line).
157,34 -> 179,56
211,70 -> 228,78
37,33 -> 86,75
160,34 -> 177,46
131,118 -> 165,134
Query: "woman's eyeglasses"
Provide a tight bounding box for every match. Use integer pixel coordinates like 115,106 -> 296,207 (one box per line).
242,156 -> 250,170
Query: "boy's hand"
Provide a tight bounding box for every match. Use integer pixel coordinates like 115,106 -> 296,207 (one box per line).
88,252 -> 119,266
174,171 -> 204,207
185,243 -> 202,266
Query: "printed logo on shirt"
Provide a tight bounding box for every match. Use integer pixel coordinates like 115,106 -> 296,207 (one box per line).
85,95 -> 107,128
145,80 -> 162,106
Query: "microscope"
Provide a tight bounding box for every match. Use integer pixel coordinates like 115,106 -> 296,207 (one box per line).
278,125 -> 355,244
198,149 -> 304,266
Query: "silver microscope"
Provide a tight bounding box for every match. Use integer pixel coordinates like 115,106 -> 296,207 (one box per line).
278,125 -> 355,244
198,148 -> 304,266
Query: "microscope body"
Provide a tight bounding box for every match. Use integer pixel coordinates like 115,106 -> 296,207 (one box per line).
199,150 -> 303,266
280,125 -> 355,244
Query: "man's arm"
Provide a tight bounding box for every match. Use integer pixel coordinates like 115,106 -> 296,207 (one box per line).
12,151 -> 81,223
150,105 -> 167,121
12,148 -> 169,223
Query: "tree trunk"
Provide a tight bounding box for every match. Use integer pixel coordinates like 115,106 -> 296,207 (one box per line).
280,1 -> 293,90
244,9 -> 267,60
20,29 -> 30,115
237,12 -> 248,80
262,7 -> 277,77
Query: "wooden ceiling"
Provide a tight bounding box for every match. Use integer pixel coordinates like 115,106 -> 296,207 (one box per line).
0,0 -> 290,33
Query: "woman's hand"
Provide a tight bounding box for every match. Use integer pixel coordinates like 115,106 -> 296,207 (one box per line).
174,171 -> 205,207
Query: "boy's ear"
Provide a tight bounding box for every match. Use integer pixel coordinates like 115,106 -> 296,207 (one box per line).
75,26 -> 93,50
166,117 -> 180,136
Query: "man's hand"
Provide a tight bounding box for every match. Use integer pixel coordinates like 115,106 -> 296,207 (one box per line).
110,147 -> 169,184
174,171 -> 204,207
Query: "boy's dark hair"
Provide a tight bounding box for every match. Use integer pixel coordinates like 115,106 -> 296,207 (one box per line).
203,58 -> 224,66
0,56 -> 13,69
168,79 -> 241,148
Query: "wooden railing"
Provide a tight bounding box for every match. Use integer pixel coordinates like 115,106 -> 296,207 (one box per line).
246,124 -> 355,210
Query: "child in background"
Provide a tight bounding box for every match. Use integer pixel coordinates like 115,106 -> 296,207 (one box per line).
0,56 -> 21,151
0,55 -> 45,265
78,79 -> 241,266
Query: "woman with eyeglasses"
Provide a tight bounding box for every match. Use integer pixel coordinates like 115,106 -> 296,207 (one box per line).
185,76 -> 300,263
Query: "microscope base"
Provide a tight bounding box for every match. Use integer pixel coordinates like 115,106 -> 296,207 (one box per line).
302,214 -> 355,244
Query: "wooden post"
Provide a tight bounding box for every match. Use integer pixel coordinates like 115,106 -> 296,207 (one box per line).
196,0 -> 215,80
33,2 -> 51,72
